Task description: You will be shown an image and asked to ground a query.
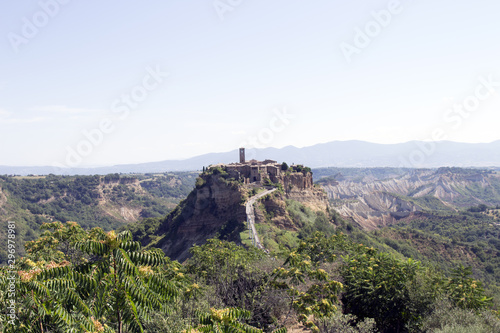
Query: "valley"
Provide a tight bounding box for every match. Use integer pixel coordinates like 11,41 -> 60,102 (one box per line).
315,167 -> 500,229
0,172 -> 196,262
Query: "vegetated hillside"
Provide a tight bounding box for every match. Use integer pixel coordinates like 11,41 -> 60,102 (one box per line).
316,167 -> 500,229
349,207 -> 500,303
248,191 -> 341,252
8,216 -> 500,332
127,163 -> 331,262
0,172 -> 196,263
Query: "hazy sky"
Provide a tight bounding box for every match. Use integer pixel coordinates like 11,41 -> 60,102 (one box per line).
1,0 -> 499,167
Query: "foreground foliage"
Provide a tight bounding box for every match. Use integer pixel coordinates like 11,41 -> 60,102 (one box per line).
185,307 -> 287,333
1,221 -> 499,332
0,223 -> 188,332
186,239 -> 287,331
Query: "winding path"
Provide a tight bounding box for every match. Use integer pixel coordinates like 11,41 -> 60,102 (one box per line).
246,188 -> 277,250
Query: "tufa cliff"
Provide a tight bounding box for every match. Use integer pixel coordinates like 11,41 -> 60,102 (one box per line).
142,162 -> 329,262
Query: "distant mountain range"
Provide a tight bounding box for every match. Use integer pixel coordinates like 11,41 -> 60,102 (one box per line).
3,140 -> 500,175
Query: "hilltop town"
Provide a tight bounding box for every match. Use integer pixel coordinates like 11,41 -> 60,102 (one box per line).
210,148 -> 314,190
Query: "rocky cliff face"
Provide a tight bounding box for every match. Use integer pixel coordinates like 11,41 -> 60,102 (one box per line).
320,169 -> 500,229
154,174 -> 247,261
281,171 -> 328,212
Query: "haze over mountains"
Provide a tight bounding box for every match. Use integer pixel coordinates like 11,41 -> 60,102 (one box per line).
3,140 -> 500,175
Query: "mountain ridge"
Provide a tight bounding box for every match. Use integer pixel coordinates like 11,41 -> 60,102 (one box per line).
3,140 -> 500,175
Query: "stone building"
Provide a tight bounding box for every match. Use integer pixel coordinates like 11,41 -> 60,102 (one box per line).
214,148 -> 279,184
225,159 -> 281,184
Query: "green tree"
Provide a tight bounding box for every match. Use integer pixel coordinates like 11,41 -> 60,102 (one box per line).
74,229 -> 184,333
24,221 -> 87,264
272,232 -> 346,331
446,265 -> 492,311
185,307 -> 287,333
2,228 -> 186,333
341,244 -> 425,332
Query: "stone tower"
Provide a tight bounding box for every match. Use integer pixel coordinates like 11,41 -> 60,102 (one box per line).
239,148 -> 245,163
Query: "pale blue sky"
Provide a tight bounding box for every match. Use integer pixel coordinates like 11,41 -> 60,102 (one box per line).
1,0 -> 499,166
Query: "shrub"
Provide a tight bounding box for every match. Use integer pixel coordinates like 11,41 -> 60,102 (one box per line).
195,177 -> 206,188
422,300 -> 500,333
316,312 -> 377,333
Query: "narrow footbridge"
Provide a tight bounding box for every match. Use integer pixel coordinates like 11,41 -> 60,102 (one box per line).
245,188 -> 277,250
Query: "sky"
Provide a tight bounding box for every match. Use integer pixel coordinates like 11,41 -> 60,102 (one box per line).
1,0 -> 499,167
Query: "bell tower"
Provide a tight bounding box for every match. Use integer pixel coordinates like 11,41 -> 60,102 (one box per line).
239,148 -> 245,163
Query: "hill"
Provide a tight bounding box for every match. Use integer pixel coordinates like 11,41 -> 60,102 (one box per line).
127,161 -> 330,261
371,211 -> 500,288
0,172 -> 196,263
